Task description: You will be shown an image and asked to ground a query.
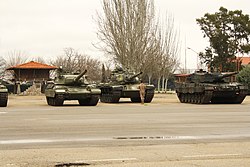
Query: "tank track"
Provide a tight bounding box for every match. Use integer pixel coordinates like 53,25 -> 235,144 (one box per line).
177,91 -> 213,104
78,95 -> 99,106
144,89 -> 154,103
46,95 -> 64,106
0,92 -> 8,107
210,90 -> 248,104
100,90 -> 121,103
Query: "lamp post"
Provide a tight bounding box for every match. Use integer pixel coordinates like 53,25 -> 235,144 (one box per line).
187,47 -> 199,69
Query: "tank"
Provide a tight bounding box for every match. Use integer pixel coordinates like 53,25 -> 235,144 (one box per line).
45,69 -> 101,106
99,67 -> 155,103
174,69 -> 248,104
0,81 -> 8,107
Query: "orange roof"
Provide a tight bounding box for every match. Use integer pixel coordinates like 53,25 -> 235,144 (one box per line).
7,61 -> 58,70
238,57 -> 250,65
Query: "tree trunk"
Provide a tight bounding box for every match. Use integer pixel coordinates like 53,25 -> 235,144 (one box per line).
161,76 -> 165,92
164,78 -> 168,92
157,77 -> 161,93
148,75 -> 152,85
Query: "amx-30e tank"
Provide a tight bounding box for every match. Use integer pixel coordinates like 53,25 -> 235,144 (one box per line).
175,69 -> 248,104
45,69 -> 101,106
99,67 -> 155,103
0,81 -> 8,107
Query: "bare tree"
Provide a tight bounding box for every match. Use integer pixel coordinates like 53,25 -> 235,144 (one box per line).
97,0 -> 180,90
51,48 -> 102,82
30,56 -> 46,64
0,57 -> 6,77
154,14 -> 180,92
5,50 -> 29,68
97,0 -> 159,72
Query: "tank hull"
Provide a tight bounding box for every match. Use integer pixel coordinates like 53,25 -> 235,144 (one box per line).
175,83 -> 248,104
99,84 -> 155,103
45,85 -> 101,106
0,85 -> 8,107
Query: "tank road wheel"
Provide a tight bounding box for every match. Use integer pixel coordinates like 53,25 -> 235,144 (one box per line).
183,94 -> 188,103
0,93 -> 8,107
79,95 -> 100,106
197,94 -> 202,104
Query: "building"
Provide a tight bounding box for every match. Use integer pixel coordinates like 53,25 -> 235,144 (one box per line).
6,61 -> 57,82
238,57 -> 250,66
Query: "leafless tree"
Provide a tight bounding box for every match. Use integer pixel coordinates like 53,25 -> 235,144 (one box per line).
97,0 -> 159,72
153,14 -> 180,92
5,50 -> 29,68
30,56 -> 46,64
97,0 -> 180,90
0,57 -> 6,77
51,48 -> 102,82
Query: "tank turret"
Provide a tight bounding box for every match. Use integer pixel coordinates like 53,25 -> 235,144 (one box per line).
174,70 -> 248,104
74,70 -> 87,82
56,69 -> 88,85
187,70 -> 238,83
125,72 -> 143,82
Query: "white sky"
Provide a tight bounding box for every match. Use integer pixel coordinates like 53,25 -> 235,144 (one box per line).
0,0 -> 249,69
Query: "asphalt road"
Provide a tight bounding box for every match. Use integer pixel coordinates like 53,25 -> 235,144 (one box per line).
1,94 -> 250,167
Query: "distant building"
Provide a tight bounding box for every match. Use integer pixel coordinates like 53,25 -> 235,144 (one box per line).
6,61 -> 57,82
237,57 -> 250,66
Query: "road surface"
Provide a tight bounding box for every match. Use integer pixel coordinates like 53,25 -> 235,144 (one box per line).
1,94 -> 250,166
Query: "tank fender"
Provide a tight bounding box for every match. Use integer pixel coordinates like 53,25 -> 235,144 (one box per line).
239,85 -> 248,90
205,87 -> 214,91
112,85 -> 123,91
146,85 -> 155,90
0,88 -> 8,93
55,89 -> 66,94
90,88 -> 101,94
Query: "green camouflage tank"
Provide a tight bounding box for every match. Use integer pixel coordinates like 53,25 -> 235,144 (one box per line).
99,67 -> 155,103
45,69 -> 101,106
0,80 -> 8,107
175,69 -> 248,104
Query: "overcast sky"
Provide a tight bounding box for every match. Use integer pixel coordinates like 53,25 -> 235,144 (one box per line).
0,0 -> 250,69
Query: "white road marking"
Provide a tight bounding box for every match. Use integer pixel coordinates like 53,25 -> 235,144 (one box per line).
0,139 -> 53,144
89,158 -> 137,162
183,153 -> 242,158
0,112 -> 7,114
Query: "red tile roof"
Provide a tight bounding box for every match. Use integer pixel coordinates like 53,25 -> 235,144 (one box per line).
7,61 -> 58,70
238,57 -> 250,65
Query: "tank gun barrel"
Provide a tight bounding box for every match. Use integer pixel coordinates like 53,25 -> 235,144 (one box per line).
218,71 -> 238,79
128,71 -> 143,80
74,69 -> 87,82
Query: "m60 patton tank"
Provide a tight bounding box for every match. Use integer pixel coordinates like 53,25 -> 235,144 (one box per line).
45,69 -> 101,106
99,67 -> 155,103
0,81 -> 8,107
175,70 -> 248,104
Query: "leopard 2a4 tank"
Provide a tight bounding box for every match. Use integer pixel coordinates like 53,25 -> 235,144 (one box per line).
175,69 -> 248,104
